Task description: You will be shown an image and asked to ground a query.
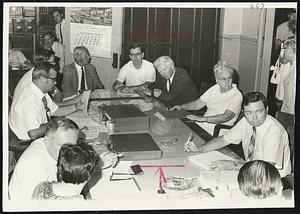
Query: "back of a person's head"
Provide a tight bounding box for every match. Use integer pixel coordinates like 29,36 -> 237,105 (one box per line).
237,160 -> 282,199
57,143 -> 99,185
33,49 -> 54,66
46,118 -> 79,135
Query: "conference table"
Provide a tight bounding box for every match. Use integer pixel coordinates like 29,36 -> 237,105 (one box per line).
66,89 -> 293,210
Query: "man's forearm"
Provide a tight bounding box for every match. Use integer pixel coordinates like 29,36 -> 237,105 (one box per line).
201,136 -> 228,153
203,113 -> 234,124
27,123 -> 47,140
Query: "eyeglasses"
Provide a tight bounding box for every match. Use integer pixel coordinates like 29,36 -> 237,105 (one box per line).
41,74 -> 57,81
217,76 -> 232,82
130,53 -> 142,57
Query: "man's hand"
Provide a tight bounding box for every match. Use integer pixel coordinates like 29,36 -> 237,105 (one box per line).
169,105 -> 182,111
120,86 -> 134,94
210,160 -> 235,170
184,141 -> 201,152
153,89 -> 162,97
186,115 -> 207,122
75,100 -> 84,111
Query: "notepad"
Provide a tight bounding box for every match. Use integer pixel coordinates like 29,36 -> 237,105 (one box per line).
188,151 -> 236,170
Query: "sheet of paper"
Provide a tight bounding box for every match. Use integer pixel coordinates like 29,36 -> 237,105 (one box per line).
62,94 -> 78,101
113,161 -> 133,173
188,151 -> 236,170
82,90 -> 91,117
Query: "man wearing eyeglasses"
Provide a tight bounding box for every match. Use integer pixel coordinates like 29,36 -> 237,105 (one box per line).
9,61 -> 84,141
112,43 -> 156,93
171,61 -> 242,136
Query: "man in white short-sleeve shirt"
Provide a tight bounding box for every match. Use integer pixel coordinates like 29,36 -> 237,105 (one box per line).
172,60 -> 243,136
9,62 -> 83,141
113,44 -> 155,93
9,118 -> 79,201
184,92 -> 291,177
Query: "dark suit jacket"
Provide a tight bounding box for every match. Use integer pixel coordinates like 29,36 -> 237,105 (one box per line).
149,67 -> 200,107
61,62 -> 104,98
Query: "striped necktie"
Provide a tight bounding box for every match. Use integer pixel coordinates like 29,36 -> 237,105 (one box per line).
247,127 -> 256,161
42,96 -> 51,122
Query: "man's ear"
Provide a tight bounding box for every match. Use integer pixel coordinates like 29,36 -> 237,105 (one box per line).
141,52 -> 144,59
266,106 -> 269,113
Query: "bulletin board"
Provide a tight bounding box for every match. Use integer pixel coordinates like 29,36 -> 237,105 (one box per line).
70,7 -> 112,58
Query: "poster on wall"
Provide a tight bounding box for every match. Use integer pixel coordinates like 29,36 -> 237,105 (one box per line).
70,7 -> 112,58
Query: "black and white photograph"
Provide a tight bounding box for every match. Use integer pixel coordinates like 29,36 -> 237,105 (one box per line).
3,2 -> 297,212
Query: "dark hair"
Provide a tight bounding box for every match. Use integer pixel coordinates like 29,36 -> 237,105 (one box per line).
242,92 -> 267,110
57,143 -> 99,184
33,49 -> 54,65
51,7 -> 64,17
43,31 -> 55,39
238,160 -> 282,199
129,43 -> 143,53
32,61 -> 56,80
45,118 -> 79,135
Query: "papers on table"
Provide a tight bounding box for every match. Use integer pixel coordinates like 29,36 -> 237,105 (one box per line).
188,151 -> 236,170
90,89 -> 141,99
82,90 -> 91,117
62,94 -> 78,101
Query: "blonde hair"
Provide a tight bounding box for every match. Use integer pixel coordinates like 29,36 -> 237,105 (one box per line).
238,160 -> 282,199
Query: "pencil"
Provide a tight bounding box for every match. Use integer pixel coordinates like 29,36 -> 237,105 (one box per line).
132,176 -> 142,191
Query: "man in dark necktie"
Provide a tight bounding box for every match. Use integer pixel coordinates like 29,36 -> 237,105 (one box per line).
61,46 -> 105,98
51,8 -> 65,45
148,56 -> 199,108
184,92 -> 291,177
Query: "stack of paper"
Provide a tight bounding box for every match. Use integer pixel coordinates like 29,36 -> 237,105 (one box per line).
188,151 -> 236,170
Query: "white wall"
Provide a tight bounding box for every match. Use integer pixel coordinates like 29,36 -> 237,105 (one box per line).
220,8 -> 263,94
64,7 -> 123,89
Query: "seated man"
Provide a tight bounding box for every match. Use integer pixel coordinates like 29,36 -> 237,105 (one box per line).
61,46 -> 105,98
112,43 -> 156,93
148,56 -> 200,108
171,61 -> 243,135
185,92 -> 291,177
9,61 -> 83,141
9,118 -> 80,201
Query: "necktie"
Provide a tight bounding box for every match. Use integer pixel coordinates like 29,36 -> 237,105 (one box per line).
166,79 -> 171,92
42,96 -> 51,122
60,23 -> 63,44
80,66 -> 86,91
247,127 -> 256,161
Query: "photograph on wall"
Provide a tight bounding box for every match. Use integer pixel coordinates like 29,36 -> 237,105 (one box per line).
70,7 -> 112,58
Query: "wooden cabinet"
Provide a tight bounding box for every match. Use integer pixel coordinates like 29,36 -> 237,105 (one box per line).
122,8 -> 221,88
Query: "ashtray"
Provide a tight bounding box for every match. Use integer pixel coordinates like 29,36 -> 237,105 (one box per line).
163,176 -> 197,190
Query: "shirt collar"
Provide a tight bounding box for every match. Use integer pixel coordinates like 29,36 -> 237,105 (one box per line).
75,62 -> 83,71
30,82 -> 45,99
169,68 -> 175,83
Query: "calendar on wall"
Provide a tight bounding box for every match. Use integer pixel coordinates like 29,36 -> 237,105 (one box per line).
70,7 -> 112,58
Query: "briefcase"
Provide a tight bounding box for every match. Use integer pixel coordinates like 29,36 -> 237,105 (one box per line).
110,133 -> 162,160
102,104 -> 149,132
